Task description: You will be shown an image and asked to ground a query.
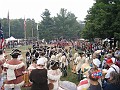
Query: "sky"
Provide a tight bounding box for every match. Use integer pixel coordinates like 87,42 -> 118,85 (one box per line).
0,0 -> 95,22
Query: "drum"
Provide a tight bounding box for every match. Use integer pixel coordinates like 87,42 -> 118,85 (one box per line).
23,71 -> 31,87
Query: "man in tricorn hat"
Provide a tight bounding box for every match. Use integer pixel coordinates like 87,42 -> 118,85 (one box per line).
3,49 -> 25,90
12,49 -> 23,61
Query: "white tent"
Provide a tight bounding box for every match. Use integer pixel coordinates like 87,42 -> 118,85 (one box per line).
5,36 -> 17,43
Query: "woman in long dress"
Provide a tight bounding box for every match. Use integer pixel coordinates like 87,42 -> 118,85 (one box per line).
48,61 -> 62,90
29,58 -> 49,90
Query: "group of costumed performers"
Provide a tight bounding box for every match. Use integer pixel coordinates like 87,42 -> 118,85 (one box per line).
0,43 -> 119,90
25,45 -> 70,77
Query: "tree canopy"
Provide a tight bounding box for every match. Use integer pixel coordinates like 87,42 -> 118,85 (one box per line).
39,8 -> 82,41
82,0 -> 120,41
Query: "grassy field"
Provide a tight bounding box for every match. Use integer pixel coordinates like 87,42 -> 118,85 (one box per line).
5,45 -> 79,90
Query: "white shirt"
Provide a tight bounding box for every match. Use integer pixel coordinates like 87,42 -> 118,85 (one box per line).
105,64 -> 120,78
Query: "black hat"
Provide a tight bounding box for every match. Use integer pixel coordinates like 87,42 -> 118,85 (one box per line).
50,61 -> 59,70
12,49 -> 21,53
10,49 -> 21,56
10,52 -> 21,56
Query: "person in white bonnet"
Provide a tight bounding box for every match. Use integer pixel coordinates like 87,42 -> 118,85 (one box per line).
29,58 -> 49,90
92,58 -> 101,69
39,51 -> 48,69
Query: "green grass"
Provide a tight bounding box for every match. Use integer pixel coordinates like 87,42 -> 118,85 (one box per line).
61,66 -> 79,85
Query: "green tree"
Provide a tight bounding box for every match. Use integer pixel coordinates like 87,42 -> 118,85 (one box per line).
82,0 -> 120,42
26,18 -> 37,39
54,8 -> 81,40
38,8 -> 82,41
1,18 -> 9,38
39,9 -> 55,41
10,19 -> 24,38
0,18 -> 37,39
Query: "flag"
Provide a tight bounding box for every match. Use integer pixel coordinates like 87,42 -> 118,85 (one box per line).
0,28 -> 4,49
24,17 -> 26,31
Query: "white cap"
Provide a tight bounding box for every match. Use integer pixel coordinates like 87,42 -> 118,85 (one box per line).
37,58 -> 45,65
93,58 -> 101,68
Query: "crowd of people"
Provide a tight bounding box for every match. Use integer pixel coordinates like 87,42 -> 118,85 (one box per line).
0,41 -> 120,90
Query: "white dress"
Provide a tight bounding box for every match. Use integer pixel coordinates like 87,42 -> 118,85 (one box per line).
48,69 -> 62,90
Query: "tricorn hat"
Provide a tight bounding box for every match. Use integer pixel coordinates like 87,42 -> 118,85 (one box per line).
10,49 -> 21,56
12,48 -> 21,52
50,61 -> 59,70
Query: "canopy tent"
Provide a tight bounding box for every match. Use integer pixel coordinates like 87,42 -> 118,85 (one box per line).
5,36 -> 17,43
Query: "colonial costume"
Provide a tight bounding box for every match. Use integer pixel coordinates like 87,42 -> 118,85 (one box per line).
50,55 -> 56,61
75,52 -> 85,74
71,50 -> 79,73
48,61 -> 62,90
27,59 -> 36,73
39,51 -> 48,69
3,49 -> 25,90
60,53 -> 68,77
56,53 -> 61,61
29,58 -> 49,90
11,49 -> 23,61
